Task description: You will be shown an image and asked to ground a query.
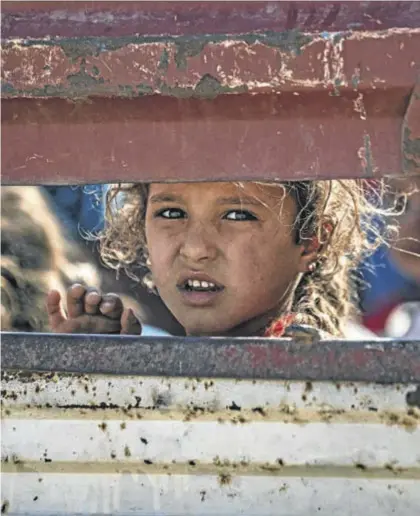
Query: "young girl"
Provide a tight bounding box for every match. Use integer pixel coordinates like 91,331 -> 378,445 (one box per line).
46,179 -> 402,338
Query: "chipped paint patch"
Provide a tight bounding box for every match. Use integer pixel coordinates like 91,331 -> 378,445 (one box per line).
353,93 -> 367,120
322,33 -> 346,92
358,134 -> 378,176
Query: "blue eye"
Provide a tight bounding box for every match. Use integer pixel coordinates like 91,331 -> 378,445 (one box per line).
157,208 -> 186,219
224,210 -> 258,221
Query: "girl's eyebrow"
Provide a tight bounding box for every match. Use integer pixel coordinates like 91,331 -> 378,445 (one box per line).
149,194 -> 184,204
149,194 -> 262,206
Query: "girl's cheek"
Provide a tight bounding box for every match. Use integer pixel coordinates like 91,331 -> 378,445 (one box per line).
148,231 -> 180,267
146,220 -> 174,246
154,221 -> 187,240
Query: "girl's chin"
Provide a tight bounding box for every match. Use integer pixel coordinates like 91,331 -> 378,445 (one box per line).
183,321 -> 236,337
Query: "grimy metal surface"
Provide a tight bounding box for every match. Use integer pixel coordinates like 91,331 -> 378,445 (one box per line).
2,332 -> 420,384
1,371 -> 420,515
2,1 -> 420,184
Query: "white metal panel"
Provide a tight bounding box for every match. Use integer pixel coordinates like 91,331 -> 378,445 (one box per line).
2,474 -> 420,516
2,372 -> 419,515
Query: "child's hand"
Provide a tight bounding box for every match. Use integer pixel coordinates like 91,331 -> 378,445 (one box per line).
46,284 -> 142,334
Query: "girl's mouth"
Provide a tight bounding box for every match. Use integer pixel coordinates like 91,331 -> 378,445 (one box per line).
183,279 -> 222,292
177,277 -> 224,306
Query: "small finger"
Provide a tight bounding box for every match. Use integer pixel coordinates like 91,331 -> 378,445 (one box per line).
84,288 -> 102,315
120,308 -> 142,335
67,283 -> 87,318
84,315 -> 122,334
99,293 -> 124,320
60,315 -> 122,334
46,289 -> 67,331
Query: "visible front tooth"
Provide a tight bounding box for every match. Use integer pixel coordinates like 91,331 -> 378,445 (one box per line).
192,280 -> 201,288
201,281 -> 209,288
187,279 -> 194,287
208,282 -> 215,288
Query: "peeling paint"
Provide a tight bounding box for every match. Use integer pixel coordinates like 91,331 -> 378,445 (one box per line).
353,93 -> 367,120
13,30 -> 314,62
161,74 -> 248,99
175,39 -> 207,70
2,24 -> 419,185
3,29 -> 418,99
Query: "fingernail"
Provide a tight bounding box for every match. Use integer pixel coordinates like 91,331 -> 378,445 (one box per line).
100,301 -> 114,313
86,292 -> 101,300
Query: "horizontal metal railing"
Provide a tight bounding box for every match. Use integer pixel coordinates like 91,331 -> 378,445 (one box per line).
2,332 -> 420,384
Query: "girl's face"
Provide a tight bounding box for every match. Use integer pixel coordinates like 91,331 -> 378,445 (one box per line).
145,182 -> 315,336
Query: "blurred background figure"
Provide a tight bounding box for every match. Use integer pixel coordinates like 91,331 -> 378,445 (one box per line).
44,185 -> 106,241
1,185 -> 182,335
358,177 -> 420,338
1,186 -> 102,332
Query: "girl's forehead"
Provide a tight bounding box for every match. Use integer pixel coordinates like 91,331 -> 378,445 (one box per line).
148,181 -> 288,201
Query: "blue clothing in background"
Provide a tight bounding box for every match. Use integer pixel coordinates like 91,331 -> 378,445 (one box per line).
358,213 -> 409,312
44,185 -> 106,239
359,245 -> 415,313
142,325 -> 171,336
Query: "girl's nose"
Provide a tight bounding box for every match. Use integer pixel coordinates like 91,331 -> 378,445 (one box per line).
179,222 -> 218,264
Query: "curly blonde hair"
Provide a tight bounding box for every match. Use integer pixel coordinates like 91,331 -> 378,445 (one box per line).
99,179 -> 404,337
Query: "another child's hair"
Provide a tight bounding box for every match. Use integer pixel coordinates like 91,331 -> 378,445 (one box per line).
99,179 -> 404,337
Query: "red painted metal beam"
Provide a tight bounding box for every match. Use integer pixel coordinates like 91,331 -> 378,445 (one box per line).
1,1 -> 419,184
0,91 -> 412,185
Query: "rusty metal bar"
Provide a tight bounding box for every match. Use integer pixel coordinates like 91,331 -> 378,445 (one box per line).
2,1 -> 419,185
1,332 -> 420,383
